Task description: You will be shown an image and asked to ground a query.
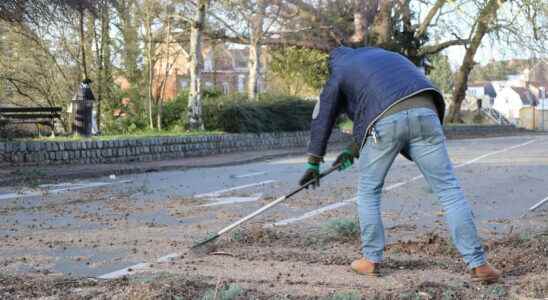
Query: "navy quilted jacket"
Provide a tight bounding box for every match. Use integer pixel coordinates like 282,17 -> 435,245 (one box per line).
308,46 -> 445,158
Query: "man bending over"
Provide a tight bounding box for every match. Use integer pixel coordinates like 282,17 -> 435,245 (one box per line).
299,47 -> 500,284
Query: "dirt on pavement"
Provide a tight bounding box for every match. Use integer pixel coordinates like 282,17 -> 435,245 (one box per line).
2,135 -> 548,299
2,226 -> 547,299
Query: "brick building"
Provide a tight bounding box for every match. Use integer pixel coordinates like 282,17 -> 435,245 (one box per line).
152,41 -> 267,101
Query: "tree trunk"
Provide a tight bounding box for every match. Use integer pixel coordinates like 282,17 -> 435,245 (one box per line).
115,0 -> 140,88
86,12 -> 95,76
158,18 -> 172,131
187,0 -> 209,130
248,1 -> 265,101
91,1 -> 112,134
99,2 -> 112,133
93,7 -> 103,134
248,42 -> 261,100
415,0 -> 446,39
371,0 -> 392,46
350,0 -> 366,44
447,0 -> 504,123
144,1 -> 154,129
78,6 -> 88,81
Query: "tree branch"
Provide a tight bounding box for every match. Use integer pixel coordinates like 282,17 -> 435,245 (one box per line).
418,38 -> 468,55
415,0 -> 446,38
282,0 -> 346,45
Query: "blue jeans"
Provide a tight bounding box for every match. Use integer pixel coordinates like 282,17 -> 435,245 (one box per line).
357,108 -> 486,269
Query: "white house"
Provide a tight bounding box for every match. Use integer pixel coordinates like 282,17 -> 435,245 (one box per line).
493,86 -> 538,123
463,82 -> 497,110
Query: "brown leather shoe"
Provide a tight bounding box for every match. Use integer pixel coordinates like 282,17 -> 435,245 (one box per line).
351,259 -> 380,277
471,264 -> 501,284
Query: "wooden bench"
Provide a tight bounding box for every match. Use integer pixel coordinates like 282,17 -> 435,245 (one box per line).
0,107 -> 62,134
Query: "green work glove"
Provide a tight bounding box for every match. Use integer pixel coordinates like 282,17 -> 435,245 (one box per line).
299,156 -> 321,189
333,142 -> 360,171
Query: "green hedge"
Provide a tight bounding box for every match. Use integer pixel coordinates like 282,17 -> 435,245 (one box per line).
203,94 -> 315,133
104,91 -> 317,134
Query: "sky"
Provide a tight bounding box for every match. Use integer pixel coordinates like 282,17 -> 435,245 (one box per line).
444,39 -> 546,71
445,43 -> 512,70
421,1 -> 547,70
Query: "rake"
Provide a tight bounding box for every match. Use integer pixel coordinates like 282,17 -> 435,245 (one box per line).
191,163 -> 341,252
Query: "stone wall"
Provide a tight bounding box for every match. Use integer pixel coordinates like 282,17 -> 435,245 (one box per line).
443,124 -> 527,137
0,125 -> 529,166
0,131 -> 350,165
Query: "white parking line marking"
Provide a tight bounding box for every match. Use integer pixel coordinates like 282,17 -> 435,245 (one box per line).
100,251 -> 187,279
530,196 -> 548,211
383,174 -> 424,192
200,194 -> 263,207
268,198 -> 356,227
233,172 -> 267,179
0,180 -> 133,200
194,180 -> 277,198
454,139 -> 536,168
98,262 -> 149,279
269,139 -> 537,226
38,182 -> 74,188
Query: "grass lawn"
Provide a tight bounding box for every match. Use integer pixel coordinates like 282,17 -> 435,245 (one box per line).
2,129 -> 225,142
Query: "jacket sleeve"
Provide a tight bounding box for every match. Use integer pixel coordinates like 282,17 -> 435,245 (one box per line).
307,74 -> 342,158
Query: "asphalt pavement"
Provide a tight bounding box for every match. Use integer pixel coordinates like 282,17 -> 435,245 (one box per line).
0,134 -> 547,278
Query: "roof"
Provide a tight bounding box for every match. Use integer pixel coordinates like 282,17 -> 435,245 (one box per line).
484,82 -> 497,98
529,60 -> 548,84
527,81 -> 548,99
510,86 -> 538,106
467,81 -> 497,98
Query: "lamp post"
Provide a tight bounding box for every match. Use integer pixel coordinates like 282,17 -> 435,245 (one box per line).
541,87 -> 545,131
72,79 -> 95,136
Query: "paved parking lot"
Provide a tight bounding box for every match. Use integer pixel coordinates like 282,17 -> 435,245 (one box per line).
1,135 -> 547,296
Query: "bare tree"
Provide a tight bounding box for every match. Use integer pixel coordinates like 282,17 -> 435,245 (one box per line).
446,0 -> 546,122
91,0 -> 113,132
188,0 -> 210,130
207,0 -> 283,100
114,0 -> 141,89
142,0 -> 159,129
0,20 -> 80,130
157,15 -> 173,130
77,3 -> 89,80
0,0 -> 98,24
269,0 -> 467,65
447,0 -> 505,123
247,0 -> 267,100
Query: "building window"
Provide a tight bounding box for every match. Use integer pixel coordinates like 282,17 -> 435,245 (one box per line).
204,54 -> 214,72
237,75 -> 245,93
180,79 -> 189,89
223,82 -> 230,95
205,81 -> 213,89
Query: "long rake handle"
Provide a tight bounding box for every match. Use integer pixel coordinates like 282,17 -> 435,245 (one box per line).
215,163 -> 341,237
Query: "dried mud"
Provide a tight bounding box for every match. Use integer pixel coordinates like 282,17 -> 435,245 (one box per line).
3,227 -> 547,299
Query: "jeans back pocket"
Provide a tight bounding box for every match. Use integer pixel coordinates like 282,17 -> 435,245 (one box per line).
418,114 -> 445,145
